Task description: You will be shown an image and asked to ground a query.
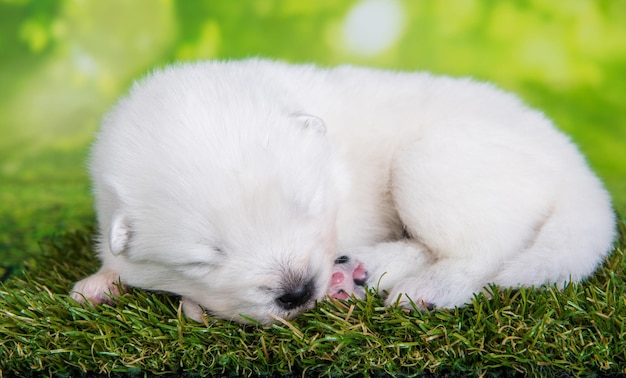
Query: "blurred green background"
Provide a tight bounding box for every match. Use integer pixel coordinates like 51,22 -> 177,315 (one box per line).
1,0 -> 625,272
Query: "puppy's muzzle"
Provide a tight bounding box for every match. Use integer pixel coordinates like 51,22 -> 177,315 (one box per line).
276,279 -> 315,310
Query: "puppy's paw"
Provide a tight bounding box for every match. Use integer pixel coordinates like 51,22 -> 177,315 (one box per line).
385,281 -> 435,311
327,255 -> 368,300
182,297 -> 204,322
385,277 -> 474,312
70,269 -> 125,305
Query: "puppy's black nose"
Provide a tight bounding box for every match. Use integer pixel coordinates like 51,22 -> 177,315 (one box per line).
276,280 -> 314,310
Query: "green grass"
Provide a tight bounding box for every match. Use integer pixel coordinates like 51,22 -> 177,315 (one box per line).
1,219 -> 625,376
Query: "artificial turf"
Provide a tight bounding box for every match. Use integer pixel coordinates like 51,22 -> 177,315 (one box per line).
1,219 -> 625,377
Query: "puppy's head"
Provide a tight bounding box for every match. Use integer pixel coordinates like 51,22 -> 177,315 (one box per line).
92,85 -> 347,324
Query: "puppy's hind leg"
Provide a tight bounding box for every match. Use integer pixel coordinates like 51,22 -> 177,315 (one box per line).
328,241 -> 433,301
381,132 -> 558,310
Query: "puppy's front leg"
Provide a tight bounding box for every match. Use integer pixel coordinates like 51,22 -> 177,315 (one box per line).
181,297 -> 204,322
70,268 -> 125,304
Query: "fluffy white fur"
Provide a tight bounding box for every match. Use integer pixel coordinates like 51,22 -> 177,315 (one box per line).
71,59 -> 616,324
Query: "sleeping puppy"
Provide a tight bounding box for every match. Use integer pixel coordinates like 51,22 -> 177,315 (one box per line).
71,59 -> 616,325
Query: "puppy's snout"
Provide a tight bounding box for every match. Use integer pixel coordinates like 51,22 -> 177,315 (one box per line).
276,279 -> 314,310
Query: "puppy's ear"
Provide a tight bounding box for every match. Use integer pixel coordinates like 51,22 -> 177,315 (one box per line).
293,113 -> 326,134
109,211 -> 131,255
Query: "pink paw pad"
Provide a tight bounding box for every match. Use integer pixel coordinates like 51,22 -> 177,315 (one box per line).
327,256 -> 368,300
353,264 -> 367,285
331,272 -> 345,285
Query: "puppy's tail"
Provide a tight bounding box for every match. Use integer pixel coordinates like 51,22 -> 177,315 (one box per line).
493,177 -> 616,288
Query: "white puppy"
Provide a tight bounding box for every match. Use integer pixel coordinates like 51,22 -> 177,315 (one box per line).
71,59 -> 616,324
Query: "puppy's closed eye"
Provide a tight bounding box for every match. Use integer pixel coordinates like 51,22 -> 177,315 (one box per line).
176,262 -> 217,278
173,243 -> 225,278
